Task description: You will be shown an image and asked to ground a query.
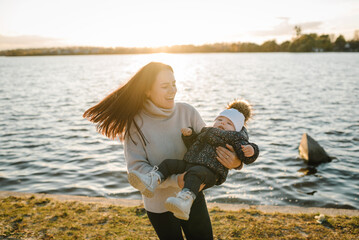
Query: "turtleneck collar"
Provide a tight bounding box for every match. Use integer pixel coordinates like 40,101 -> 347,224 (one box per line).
143,99 -> 175,119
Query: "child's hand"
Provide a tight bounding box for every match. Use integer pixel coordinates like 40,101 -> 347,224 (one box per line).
181,127 -> 192,136
242,145 -> 254,157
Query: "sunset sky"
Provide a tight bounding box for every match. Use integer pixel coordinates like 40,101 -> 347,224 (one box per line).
0,0 -> 358,50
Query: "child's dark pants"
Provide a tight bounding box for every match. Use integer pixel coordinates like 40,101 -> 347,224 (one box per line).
158,159 -> 218,197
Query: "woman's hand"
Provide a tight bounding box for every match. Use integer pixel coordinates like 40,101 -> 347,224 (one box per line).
178,173 -> 205,191
216,144 -> 242,169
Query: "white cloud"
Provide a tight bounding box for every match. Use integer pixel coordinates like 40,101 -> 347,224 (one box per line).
251,18 -> 323,37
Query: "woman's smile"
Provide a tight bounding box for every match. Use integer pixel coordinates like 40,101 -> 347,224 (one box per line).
148,69 -> 177,109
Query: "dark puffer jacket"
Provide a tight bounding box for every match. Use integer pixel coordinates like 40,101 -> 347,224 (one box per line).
182,127 -> 259,185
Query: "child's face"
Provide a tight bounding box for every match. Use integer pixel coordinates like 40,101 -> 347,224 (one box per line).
213,116 -> 235,131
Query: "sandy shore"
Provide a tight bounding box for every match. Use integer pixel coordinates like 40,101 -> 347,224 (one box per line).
1,190 -> 358,216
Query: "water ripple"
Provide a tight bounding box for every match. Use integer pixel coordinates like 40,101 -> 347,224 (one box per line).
1,53 -> 358,209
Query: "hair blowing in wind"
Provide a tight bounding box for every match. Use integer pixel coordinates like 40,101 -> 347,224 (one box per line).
83,62 -> 173,141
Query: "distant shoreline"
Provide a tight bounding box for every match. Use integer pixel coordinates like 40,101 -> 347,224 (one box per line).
1,51 -> 359,58
1,33 -> 358,56
1,47 -> 358,57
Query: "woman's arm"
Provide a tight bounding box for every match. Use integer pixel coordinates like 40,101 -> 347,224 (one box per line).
125,133 -> 153,174
125,132 -> 179,189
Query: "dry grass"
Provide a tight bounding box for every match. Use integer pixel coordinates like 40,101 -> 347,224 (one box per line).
1,196 -> 358,239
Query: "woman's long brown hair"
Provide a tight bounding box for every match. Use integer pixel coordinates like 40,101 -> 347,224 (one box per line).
83,62 -> 174,143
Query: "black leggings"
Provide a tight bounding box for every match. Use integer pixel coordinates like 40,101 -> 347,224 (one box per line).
158,159 -> 218,197
146,192 -> 213,240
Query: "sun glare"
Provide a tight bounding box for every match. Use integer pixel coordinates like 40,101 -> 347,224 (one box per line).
1,0 -> 358,49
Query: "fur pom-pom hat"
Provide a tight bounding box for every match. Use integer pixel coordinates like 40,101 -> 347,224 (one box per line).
226,99 -> 253,124
216,98 -> 253,131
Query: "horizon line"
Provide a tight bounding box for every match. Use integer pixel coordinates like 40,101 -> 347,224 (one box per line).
1,36 -> 357,52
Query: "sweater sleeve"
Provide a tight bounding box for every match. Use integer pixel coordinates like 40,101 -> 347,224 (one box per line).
181,127 -> 198,149
190,105 -> 206,133
232,140 -> 259,166
232,128 -> 260,169
124,131 -> 179,189
247,142 -> 259,164
124,131 -> 152,174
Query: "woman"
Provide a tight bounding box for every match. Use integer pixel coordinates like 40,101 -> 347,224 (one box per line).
83,62 -> 243,240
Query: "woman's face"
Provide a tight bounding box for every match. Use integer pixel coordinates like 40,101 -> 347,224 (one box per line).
147,69 -> 177,109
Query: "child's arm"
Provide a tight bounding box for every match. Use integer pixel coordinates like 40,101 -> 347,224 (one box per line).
242,145 -> 255,157
233,141 -> 259,165
244,142 -> 259,164
181,127 -> 199,149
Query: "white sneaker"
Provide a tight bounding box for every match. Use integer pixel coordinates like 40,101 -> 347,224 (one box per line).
127,166 -> 161,198
165,190 -> 195,220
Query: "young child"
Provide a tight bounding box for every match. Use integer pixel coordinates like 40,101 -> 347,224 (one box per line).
128,99 -> 259,220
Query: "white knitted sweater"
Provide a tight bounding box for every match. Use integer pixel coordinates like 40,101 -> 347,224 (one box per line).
124,100 -> 205,213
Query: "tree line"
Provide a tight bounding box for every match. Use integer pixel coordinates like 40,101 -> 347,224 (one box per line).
1,30 -> 358,56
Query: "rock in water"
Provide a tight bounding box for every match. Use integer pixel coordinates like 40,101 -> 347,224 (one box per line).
299,133 -> 331,165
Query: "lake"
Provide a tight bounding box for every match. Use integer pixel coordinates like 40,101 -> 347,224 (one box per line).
0,53 -> 358,209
